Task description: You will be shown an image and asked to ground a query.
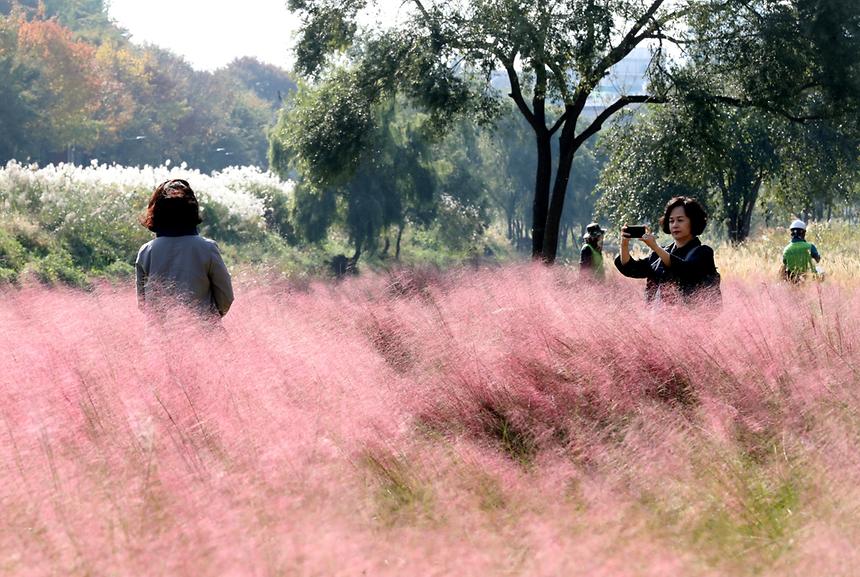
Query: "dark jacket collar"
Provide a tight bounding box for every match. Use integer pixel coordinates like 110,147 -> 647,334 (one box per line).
666,236 -> 701,256
155,227 -> 199,238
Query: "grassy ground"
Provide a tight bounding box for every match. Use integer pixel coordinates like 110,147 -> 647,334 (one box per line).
713,221 -> 858,284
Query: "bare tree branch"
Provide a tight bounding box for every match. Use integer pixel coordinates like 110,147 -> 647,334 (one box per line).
548,111 -> 568,136
408,0 -> 430,21
502,61 -> 538,129
546,60 -> 574,105
574,95 -> 663,148
709,95 -> 827,123
588,0 -> 671,82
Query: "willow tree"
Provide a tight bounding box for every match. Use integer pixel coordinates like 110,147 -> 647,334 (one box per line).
287,0 -> 858,261
269,74 -> 439,265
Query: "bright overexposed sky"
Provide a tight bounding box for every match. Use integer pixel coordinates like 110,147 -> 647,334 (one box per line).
108,0 -> 407,72
108,0 -> 300,71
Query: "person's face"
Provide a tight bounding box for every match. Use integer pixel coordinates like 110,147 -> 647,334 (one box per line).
668,206 -> 693,243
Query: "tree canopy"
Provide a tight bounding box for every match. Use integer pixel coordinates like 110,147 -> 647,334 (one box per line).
286,0 -> 860,261
0,1 -> 297,170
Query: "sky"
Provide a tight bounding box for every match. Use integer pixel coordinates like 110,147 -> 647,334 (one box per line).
107,1 -> 662,84
107,0 -> 405,72
108,0 -> 300,71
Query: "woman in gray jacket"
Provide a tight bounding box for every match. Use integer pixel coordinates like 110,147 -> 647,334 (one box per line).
135,179 -> 234,318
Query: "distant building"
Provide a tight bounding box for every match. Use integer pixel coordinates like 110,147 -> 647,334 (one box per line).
586,46 -> 652,116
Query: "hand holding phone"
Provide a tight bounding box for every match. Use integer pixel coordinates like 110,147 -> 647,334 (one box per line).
623,225 -> 646,238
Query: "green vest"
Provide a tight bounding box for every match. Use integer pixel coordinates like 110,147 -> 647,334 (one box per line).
783,241 -> 815,274
584,244 -> 605,278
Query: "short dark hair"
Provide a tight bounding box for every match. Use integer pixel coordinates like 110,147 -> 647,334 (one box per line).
660,196 -> 708,236
140,179 -> 202,232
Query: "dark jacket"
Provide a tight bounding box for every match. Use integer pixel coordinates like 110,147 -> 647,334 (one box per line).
614,237 -> 719,303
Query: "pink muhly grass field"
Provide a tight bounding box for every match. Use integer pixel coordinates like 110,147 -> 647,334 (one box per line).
2,264 -> 859,576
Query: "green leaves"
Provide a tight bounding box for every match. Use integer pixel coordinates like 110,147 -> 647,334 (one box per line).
688,0 -> 860,122
270,72 -> 376,187
292,1 -> 365,77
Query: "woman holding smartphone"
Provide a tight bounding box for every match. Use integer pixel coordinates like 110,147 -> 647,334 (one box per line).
614,196 -> 720,305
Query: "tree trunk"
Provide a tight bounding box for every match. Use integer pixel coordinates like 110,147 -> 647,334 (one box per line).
351,231 -> 364,269
737,178 -> 761,242
723,167 -> 762,244
395,222 -> 404,261
381,231 -> 390,258
542,125 -> 579,263
531,130 -> 552,259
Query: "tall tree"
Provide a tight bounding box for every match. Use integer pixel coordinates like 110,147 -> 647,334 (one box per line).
0,14 -> 39,160
596,104 -> 782,243
287,0 -> 858,262
768,120 -> 860,220
270,79 -> 439,264
15,16 -> 104,159
220,57 -> 298,111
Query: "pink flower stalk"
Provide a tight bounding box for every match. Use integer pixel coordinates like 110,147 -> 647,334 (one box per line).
1,266 -> 858,576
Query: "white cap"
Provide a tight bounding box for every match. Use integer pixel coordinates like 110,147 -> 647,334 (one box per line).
790,219 -> 807,231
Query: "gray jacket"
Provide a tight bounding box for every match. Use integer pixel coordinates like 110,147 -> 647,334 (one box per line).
135,234 -> 234,316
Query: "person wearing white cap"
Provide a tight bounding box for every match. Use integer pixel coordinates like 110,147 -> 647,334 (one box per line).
781,219 -> 821,282
579,222 -> 606,279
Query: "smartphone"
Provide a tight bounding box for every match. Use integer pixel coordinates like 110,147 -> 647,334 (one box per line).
625,225 -> 646,238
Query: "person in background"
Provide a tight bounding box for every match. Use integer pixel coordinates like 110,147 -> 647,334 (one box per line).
579,222 -> 606,279
781,219 -> 821,283
136,179 -> 234,319
614,196 -> 720,305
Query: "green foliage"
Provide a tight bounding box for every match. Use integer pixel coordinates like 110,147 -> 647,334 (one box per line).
426,194 -> 486,255
0,6 -> 297,171
26,250 -> 89,287
687,0 -> 860,121
0,227 -> 27,271
39,0 -> 117,40
289,184 -> 337,244
0,17 -> 39,162
271,82 -> 454,261
0,214 -> 65,284
768,121 -> 860,216
1,214 -> 54,257
287,0 -> 860,260
221,57 -> 297,111
289,0 -> 364,77
596,96 -> 859,243
242,178 -> 296,242
597,103 -> 787,242
596,107 -> 702,228
99,259 -> 134,281
270,73 -> 375,186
